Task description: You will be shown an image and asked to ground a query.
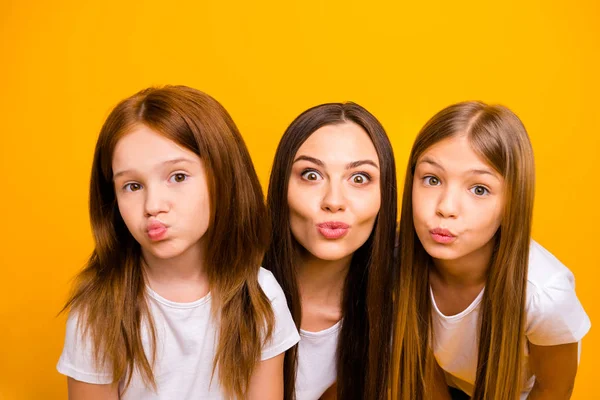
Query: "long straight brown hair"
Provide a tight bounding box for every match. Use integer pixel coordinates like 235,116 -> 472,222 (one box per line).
263,102 -> 398,400
391,101 -> 535,399
62,85 -> 274,398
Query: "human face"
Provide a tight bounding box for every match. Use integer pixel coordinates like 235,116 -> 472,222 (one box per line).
412,134 -> 505,268
287,122 -> 381,262
112,125 -> 211,263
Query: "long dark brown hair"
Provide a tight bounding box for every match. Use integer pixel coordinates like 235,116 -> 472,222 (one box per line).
263,102 -> 397,400
391,101 -> 535,399
62,85 -> 274,398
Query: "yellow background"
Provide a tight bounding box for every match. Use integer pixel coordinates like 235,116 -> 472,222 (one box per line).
1,0 -> 598,398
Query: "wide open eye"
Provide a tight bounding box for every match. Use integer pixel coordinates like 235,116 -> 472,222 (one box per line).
301,170 -> 323,181
350,173 -> 371,185
423,176 -> 441,186
470,185 -> 490,196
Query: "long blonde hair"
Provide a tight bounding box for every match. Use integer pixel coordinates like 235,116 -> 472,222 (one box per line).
62,85 -> 274,398
391,101 -> 535,399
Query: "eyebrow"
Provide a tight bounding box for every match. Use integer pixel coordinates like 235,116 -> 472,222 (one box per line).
418,157 -> 498,178
293,155 -> 379,170
113,157 -> 195,180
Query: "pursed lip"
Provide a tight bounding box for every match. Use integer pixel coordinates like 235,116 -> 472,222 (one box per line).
429,227 -> 457,244
147,220 -> 168,241
316,221 -> 350,239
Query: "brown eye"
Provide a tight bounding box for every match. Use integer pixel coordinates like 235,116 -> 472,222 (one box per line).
125,183 -> 142,192
351,173 -> 369,184
170,173 -> 188,183
301,170 -> 322,181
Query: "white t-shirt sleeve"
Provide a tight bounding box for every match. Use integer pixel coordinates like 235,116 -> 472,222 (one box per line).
526,269 -> 591,346
56,311 -> 114,384
257,268 -> 301,361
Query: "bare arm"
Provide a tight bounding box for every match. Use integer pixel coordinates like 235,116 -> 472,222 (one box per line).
67,377 -> 119,400
319,382 -> 337,400
527,342 -> 578,399
247,353 -> 285,400
432,360 -> 452,400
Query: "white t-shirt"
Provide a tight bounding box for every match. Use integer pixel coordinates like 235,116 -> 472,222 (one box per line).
432,241 -> 591,399
57,268 -> 300,399
295,320 -> 341,400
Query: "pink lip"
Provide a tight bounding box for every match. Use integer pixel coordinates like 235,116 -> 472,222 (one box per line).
147,220 -> 168,241
317,221 -> 350,239
430,227 -> 456,244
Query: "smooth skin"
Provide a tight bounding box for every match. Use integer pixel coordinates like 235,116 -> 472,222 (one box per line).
415,135 -> 578,399
67,126 -> 285,399
288,122 -> 381,397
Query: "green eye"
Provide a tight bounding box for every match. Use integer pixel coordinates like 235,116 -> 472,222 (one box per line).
471,185 -> 489,196
425,176 -> 440,186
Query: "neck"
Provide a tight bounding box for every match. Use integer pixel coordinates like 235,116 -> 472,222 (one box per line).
297,251 -> 351,306
142,243 -> 208,290
430,240 -> 495,288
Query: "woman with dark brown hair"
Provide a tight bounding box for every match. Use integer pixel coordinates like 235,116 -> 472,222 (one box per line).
263,102 -> 397,400
56,85 -> 299,399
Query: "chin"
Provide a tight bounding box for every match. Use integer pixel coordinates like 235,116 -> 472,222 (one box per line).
306,243 -> 355,262
420,241 -> 463,261
143,242 -> 187,260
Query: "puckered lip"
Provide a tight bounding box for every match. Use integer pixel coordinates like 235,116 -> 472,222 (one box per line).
430,227 -> 456,237
316,221 -> 350,229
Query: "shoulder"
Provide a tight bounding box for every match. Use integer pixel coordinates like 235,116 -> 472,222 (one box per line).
524,240 -> 591,345
57,309 -> 113,384
257,267 -> 285,301
257,267 -> 300,360
526,240 -> 574,290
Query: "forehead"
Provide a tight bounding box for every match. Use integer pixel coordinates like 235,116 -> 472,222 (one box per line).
418,134 -> 492,172
296,122 -> 379,164
112,124 -> 199,169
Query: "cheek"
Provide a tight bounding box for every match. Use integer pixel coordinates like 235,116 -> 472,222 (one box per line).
287,182 -> 318,221
467,201 -> 503,237
116,196 -> 139,227
188,185 -> 211,221
348,189 -> 381,221
412,189 -> 433,223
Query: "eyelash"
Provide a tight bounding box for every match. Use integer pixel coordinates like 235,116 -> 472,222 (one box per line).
168,172 -> 189,183
121,172 -> 189,192
123,182 -> 142,192
350,172 -> 371,184
300,168 -> 323,181
422,175 -> 490,196
300,169 -> 372,184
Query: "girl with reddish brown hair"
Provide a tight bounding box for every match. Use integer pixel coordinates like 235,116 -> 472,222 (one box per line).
57,85 -> 299,399
391,101 -> 590,400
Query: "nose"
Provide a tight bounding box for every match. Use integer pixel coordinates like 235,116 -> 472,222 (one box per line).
144,185 -> 170,217
321,180 -> 346,213
436,186 -> 459,219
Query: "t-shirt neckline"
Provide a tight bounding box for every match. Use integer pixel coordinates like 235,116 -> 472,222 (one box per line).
429,286 -> 485,321
145,285 -> 212,309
